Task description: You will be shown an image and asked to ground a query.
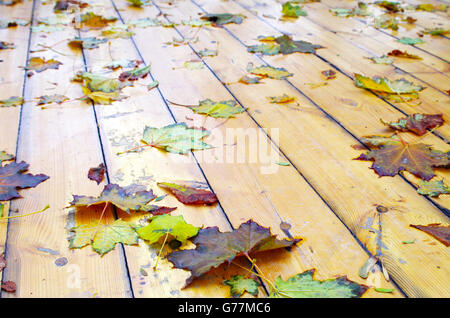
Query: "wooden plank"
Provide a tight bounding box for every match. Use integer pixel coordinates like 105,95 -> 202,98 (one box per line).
1,1 -> 132,297
150,0 -> 450,297
190,0 -> 450,210
320,0 -> 450,61
107,0 -> 402,297
242,0 -> 450,95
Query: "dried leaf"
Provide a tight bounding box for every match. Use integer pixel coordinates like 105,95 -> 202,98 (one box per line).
119,65 -> 151,81
136,214 -> 199,244
0,41 -> 14,50
356,136 -> 449,180
188,99 -> 244,118
69,183 -> 175,214
0,96 -> 23,107
168,220 -> 301,285
224,275 -> 259,297
282,1 -> 307,18
141,123 -> 212,154
0,161 -> 49,201
157,182 -> 218,205
369,55 -> 394,65
381,114 -> 444,135
270,269 -> 368,298
74,12 -> 117,30
410,224 -> 450,247
88,163 -> 106,185
69,219 -> 138,255
268,94 -> 296,104
275,35 -> 322,54
0,19 -> 29,29
396,37 -> 424,45
104,59 -> 142,70
68,37 -> 108,49
239,75 -> 262,84
0,151 -> 14,165
183,60 -> 204,70
127,0 -> 150,6
200,13 -> 245,25
1,281 -> 16,293
387,49 -> 422,60
82,86 -> 127,105
354,73 -> 424,94
36,94 -> 69,105
249,65 -> 293,80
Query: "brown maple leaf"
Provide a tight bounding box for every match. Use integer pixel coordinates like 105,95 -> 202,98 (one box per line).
0,161 -> 49,201
168,220 -> 302,286
87,163 -> 106,185
1,281 -> 16,293
157,182 -> 218,205
410,223 -> 449,247
69,183 -> 176,214
355,136 -> 449,180
381,114 -> 444,136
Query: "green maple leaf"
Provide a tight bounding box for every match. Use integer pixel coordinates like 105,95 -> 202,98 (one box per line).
136,214 -> 199,244
417,180 -> 450,197
0,96 -> 23,107
68,37 -> 108,49
275,35 -> 322,54
188,99 -> 244,118
396,37 -> 424,45
282,2 -> 307,18
69,219 -> 138,255
127,0 -> 150,6
141,122 -> 212,154
248,43 -> 280,55
69,183 -> 175,214
0,151 -> 14,165
270,269 -> 368,298
224,275 -> 259,297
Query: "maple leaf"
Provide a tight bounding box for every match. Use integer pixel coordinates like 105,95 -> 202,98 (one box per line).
268,94 -> 296,104
157,182 -> 218,205
282,2 -> 307,18
0,96 -> 23,107
0,41 -> 14,50
101,28 -> 134,39
140,123 -> 212,154
82,86 -> 127,105
410,224 -> 449,247
396,37 -> 424,45
249,65 -> 293,80
355,136 -> 450,180
0,19 -> 29,29
69,219 -> 138,255
1,281 -> 16,293
417,180 -> 450,197
200,13 -> 246,25
381,114 -> 444,136
374,15 -> 398,30
88,163 -> 106,185
276,35 -> 322,54
224,275 -> 259,297
269,269 -> 368,298
369,55 -> 394,65
248,43 -> 280,56
36,94 -> 69,105
0,151 -> 14,165
354,73 -> 424,94
0,161 -> 49,201
330,3 -> 370,17
68,37 -> 108,49
25,57 -> 62,73
127,0 -> 150,6
76,72 -> 123,93
182,19 -> 212,27
387,49 -> 422,60
104,59 -> 142,70
198,49 -> 217,57
69,183 -> 176,214
167,220 -> 301,285
119,65 -> 151,81
74,12 -> 117,30
185,99 -> 244,118
375,1 -> 403,12
239,75 -> 262,84
136,214 -> 199,244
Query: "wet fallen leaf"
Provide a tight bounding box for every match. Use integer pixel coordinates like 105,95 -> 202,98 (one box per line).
381,113 -> 444,135
25,57 -> 62,73
268,94 -> 296,104
249,65 -> 293,80
136,214 -> 199,244
396,37 -> 424,45
282,1 -> 307,18
368,55 -> 394,65
198,48 -> 218,57
356,135 -> 449,180
270,269 -> 368,298
181,99 -> 244,118
88,163 -> 106,185
69,183 -> 175,214
168,220 -> 301,285
101,27 -> 134,39
421,28 -> 449,36
119,65 -> 151,81
0,161 -> 49,201
0,151 -> 14,165
140,122 -> 212,154
0,41 -> 14,50
82,86 -> 127,105
224,275 -> 259,297
410,224 -> 449,247
69,219 -> 138,255
104,59 -> 142,70
354,73 -> 424,94
1,281 -> 16,293
74,12 -> 117,30
239,75 -> 263,84
128,17 -> 161,28
157,182 -> 218,205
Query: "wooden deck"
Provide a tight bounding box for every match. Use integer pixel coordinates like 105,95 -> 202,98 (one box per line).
0,0 -> 449,298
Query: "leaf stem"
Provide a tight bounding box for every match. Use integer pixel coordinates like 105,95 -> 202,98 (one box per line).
0,204 -> 50,221
154,232 -> 169,271
116,144 -> 152,155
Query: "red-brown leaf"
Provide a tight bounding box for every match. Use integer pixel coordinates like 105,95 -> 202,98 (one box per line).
157,182 -> 218,205
410,223 -> 450,247
1,281 -> 16,293
382,113 -> 444,135
88,163 -> 106,185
